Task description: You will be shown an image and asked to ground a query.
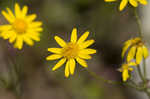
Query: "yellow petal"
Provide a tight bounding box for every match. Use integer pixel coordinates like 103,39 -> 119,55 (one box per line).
65,60 -> 70,77
119,0 -> 128,11
23,36 -> 34,46
128,67 -> 133,71
22,5 -> 28,17
122,43 -> 131,58
142,45 -> 149,59
0,25 -> 12,31
30,28 -> 43,32
78,54 -> 92,59
48,48 -> 62,54
122,70 -> 129,82
52,58 -> 66,71
26,14 -> 37,22
81,40 -> 95,48
69,59 -> 76,75
138,0 -> 148,5
128,62 -> 137,66
6,8 -> 15,20
9,32 -> 17,43
134,37 -> 141,42
105,0 -> 116,2
46,54 -> 62,60
27,32 -> 40,41
129,0 -> 138,7
3,33 -> 10,39
15,3 -> 22,18
124,39 -> 132,45
80,49 -> 96,55
27,29 -> 42,34
127,46 -> 136,62
2,11 -> 14,23
1,30 -> 13,39
0,32 -> 8,39
14,36 -> 23,50
136,47 -> 143,64
29,22 -> 42,28
76,58 -> 87,67
77,31 -> 89,44
54,36 -> 66,47
71,28 -> 77,43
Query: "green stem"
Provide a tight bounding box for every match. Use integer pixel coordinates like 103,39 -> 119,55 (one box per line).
143,59 -> 147,81
137,65 -> 145,81
86,69 -> 144,91
0,76 -> 8,88
12,86 -> 21,99
129,79 -> 138,87
134,8 -> 143,38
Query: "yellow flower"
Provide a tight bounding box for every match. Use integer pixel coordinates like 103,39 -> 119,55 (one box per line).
122,37 -> 149,64
46,28 -> 96,77
105,0 -> 148,11
118,62 -> 137,82
0,3 -> 43,50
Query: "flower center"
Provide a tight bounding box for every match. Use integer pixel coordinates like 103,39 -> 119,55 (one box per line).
137,42 -> 144,47
122,64 -> 129,70
13,19 -> 27,33
132,38 -> 144,47
62,43 -> 79,58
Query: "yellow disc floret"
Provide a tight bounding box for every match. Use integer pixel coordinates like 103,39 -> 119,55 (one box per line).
13,19 -> 27,33
63,42 -> 80,59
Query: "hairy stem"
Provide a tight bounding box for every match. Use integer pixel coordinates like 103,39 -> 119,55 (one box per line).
86,69 -> 144,91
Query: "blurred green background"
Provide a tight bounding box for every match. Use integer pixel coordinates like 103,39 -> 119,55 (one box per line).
0,0 -> 147,99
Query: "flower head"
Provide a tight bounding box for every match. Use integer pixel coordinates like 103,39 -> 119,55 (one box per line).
118,62 -> 137,81
46,28 -> 96,77
105,0 -> 148,11
122,37 -> 149,64
0,3 -> 43,50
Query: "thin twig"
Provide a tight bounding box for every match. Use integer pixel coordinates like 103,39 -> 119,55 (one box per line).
86,69 -> 144,91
